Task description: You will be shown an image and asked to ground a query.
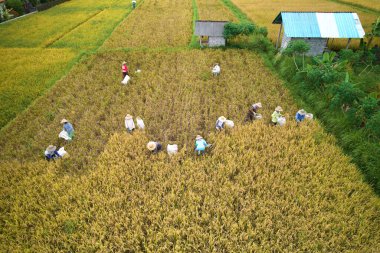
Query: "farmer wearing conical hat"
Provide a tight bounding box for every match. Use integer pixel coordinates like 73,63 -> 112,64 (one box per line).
125,114 -> 135,133
147,141 -> 162,154
195,135 -> 209,155
122,61 -> 129,79
44,145 -> 61,161
215,116 -> 226,131
295,109 -> 306,123
271,106 -> 283,125
61,119 -> 74,140
245,102 -> 262,122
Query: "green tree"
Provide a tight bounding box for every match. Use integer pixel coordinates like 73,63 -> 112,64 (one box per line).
223,22 -> 255,39
330,73 -> 365,111
6,0 -> 24,15
366,17 -> 380,49
282,40 -> 310,71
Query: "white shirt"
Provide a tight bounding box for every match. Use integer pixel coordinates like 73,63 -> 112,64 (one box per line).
212,65 -> 220,74
125,118 -> 135,130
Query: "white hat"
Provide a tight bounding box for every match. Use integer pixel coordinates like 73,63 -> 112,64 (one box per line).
46,145 -> 56,152
218,116 -> 226,122
299,109 -> 306,115
252,102 -> 262,108
196,135 -> 203,140
125,114 -> 133,120
122,61 -> 127,65
60,119 -> 68,124
147,141 -> 157,151
275,106 -> 283,112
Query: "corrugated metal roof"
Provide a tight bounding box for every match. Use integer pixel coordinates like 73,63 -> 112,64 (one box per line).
272,12 -> 365,38
195,20 -> 228,36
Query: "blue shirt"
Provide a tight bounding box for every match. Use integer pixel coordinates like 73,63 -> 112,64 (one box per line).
195,139 -> 208,151
45,151 -> 61,161
215,119 -> 224,130
295,112 -> 305,122
63,122 -> 74,134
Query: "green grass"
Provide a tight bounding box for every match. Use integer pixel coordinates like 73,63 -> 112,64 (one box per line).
189,0 -> 200,48
219,0 -> 251,23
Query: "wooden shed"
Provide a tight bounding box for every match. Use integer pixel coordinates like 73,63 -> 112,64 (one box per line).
195,20 -> 228,47
273,12 -> 366,56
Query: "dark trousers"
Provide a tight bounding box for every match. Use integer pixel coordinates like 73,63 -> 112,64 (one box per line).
122,72 -> 128,79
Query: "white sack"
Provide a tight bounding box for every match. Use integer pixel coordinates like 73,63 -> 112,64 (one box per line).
57,147 -> 67,157
167,144 -> 178,155
225,120 -> 234,128
305,113 -> 313,120
255,113 -> 263,120
278,116 -> 286,126
59,130 -> 71,141
136,118 -> 145,129
121,75 -> 130,85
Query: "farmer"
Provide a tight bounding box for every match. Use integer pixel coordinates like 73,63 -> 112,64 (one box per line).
295,109 -> 306,123
215,116 -> 226,131
61,119 -> 74,140
244,102 -> 262,122
132,0 -> 136,9
147,141 -> 162,154
212,63 -> 220,76
271,106 -> 283,125
44,145 -> 61,161
125,114 -> 135,133
195,135 -> 209,155
122,61 -> 129,79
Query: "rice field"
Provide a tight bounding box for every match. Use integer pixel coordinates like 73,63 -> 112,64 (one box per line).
101,0 -> 193,49
197,0 -> 237,21
1,0 -> 380,251
231,0 -> 380,48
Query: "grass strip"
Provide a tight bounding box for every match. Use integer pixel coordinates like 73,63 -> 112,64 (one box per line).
219,0 -> 251,23
189,0 -> 200,48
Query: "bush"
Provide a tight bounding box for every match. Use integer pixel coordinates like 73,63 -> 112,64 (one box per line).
223,22 -> 255,39
6,0 -> 25,15
366,111 -> 380,138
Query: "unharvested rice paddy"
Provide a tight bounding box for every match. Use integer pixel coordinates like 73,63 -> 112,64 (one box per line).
231,0 -> 380,48
1,0 -> 379,251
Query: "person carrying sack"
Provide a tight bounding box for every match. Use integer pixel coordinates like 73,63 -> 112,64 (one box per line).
125,114 -> 135,133
245,102 -> 262,122
60,119 -> 74,140
271,106 -> 283,125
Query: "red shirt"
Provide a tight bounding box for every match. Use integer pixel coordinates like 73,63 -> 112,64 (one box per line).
122,65 -> 128,72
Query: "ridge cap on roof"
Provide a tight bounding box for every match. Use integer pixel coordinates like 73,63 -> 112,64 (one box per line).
280,11 -> 355,13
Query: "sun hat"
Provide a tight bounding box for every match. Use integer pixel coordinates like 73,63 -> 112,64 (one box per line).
275,106 -> 283,112
252,102 -> 262,108
125,114 -> 133,120
196,135 -> 203,140
122,61 -> 127,65
60,119 -> 68,124
218,116 -> 226,122
147,141 -> 157,151
299,109 -> 306,115
46,145 -> 56,152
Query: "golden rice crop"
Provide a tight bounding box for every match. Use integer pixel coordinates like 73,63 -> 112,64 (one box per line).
1,122 -> 380,251
50,9 -> 128,50
102,0 -> 193,49
197,0 -> 237,21
0,49 -> 297,165
231,0 -> 380,48
0,0 -> 129,48
336,0 -> 380,12
0,48 -> 77,128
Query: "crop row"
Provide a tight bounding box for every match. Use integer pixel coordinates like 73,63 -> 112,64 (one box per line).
101,0 -> 193,49
196,0 -> 237,21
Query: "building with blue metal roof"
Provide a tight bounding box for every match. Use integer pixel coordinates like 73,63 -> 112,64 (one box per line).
272,12 -> 365,56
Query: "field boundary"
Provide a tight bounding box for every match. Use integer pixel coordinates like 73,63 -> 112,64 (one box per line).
219,0 -> 251,23
328,0 -> 380,15
45,10 -> 104,48
189,0 -> 200,48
